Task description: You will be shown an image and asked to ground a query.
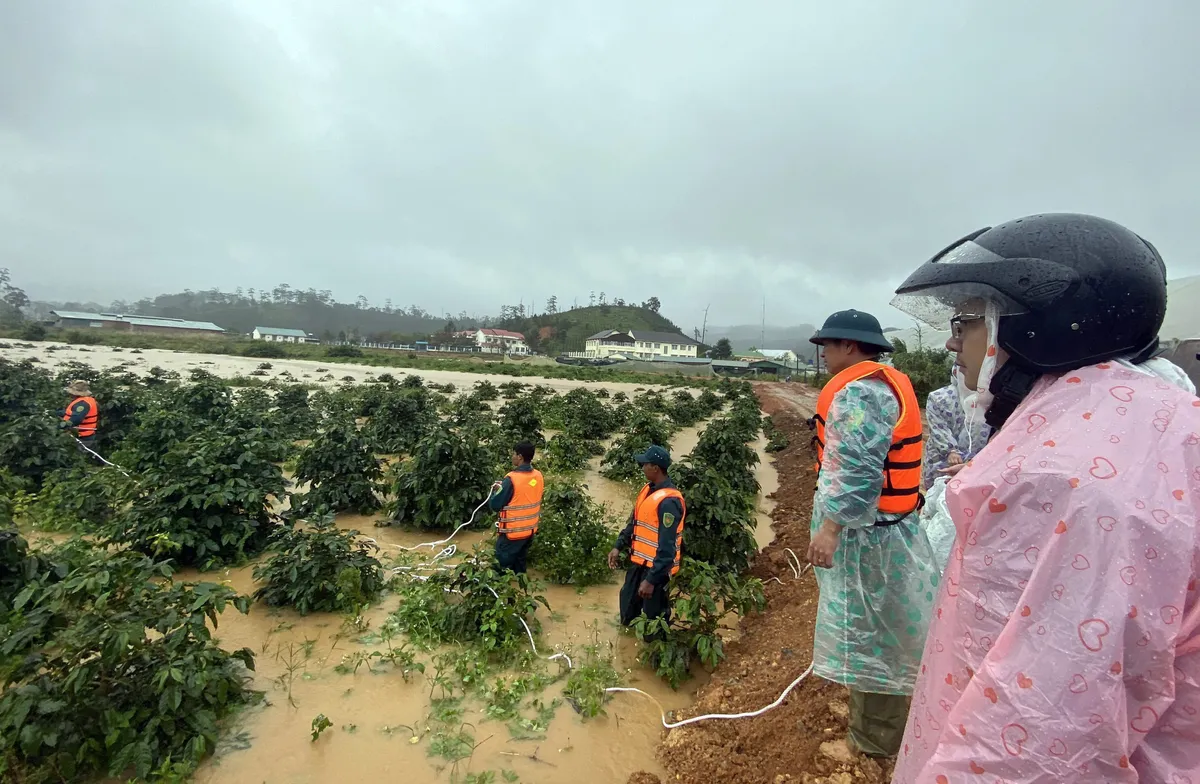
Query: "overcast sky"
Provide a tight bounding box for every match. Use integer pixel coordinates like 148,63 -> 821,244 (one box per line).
2,1 -> 1198,332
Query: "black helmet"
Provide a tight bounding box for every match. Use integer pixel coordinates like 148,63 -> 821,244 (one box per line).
893,213 -> 1166,373
893,213 -> 1167,428
810,309 -> 894,354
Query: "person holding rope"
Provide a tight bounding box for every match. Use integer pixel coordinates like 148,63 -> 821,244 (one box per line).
60,379 -> 99,449
608,445 -> 685,634
807,309 -> 939,758
890,213 -> 1200,783
487,440 -> 543,574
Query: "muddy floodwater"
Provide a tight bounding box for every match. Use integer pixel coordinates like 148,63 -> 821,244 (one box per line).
168,418 -> 780,784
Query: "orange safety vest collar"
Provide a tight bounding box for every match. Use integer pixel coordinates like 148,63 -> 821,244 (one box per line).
630,484 -> 686,576
812,362 -> 923,517
498,468 -> 544,540
64,395 -> 99,438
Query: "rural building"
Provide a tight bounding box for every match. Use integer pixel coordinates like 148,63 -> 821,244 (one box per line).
455,328 -> 530,355
50,310 -> 225,336
252,326 -> 317,344
736,348 -> 800,369
584,329 -> 699,360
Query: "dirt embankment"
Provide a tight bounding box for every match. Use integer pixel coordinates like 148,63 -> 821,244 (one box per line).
630,384 -> 894,784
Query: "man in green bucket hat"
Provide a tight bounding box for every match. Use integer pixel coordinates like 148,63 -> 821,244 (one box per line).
806,309 -> 937,758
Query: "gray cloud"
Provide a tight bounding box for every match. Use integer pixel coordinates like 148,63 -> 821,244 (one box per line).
2,0 -> 1198,331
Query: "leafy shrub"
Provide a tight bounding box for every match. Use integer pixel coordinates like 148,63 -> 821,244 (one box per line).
113,420 -> 287,568
368,388 -> 437,454
0,544 -> 257,782
697,389 -> 722,414
600,411 -> 673,483
497,396 -> 544,448
529,481 -> 615,586
292,417 -> 384,516
0,470 -> 27,528
633,558 -> 766,688
384,424 -> 497,531
541,432 -> 597,474
0,416 -> 81,487
116,401 -> 206,472
0,359 -> 58,426
252,514 -> 386,614
19,322 -> 46,342
499,381 -> 527,399
326,344 -> 364,358
473,380 -> 499,401
257,362 -> 274,370
671,462 -> 757,573
666,390 -> 706,428
560,388 -> 616,440
0,528 -> 61,614
688,416 -> 760,498
764,415 -> 789,452
400,374 -> 424,389
388,549 -> 549,657
892,345 -> 953,405
239,340 -> 289,359
21,465 -> 133,533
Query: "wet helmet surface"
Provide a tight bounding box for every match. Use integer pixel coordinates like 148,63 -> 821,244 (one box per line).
895,212 -> 1167,373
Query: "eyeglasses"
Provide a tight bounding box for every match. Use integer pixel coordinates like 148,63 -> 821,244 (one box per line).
949,313 -> 984,339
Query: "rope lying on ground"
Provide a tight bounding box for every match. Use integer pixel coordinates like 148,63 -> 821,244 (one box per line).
606,551 -> 816,726
606,661 -> 816,728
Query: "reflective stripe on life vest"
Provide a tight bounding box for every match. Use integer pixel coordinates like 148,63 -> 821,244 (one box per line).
64,396 -> 99,438
813,362 -> 923,516
499,468 -> 544,540
629,484 -> 686,577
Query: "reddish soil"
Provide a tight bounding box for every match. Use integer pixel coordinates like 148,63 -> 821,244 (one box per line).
628,383 -> 894,784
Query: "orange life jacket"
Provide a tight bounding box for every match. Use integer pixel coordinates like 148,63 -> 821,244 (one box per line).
630,484 -> 686,576
64,395 -> 99,438
498,468 -> 544,540
812,362 -> 923,516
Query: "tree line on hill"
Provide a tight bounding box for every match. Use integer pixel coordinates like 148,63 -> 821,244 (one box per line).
18,275 -> 679,355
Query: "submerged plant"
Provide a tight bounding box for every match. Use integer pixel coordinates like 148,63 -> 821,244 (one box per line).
253,514 -> 386,615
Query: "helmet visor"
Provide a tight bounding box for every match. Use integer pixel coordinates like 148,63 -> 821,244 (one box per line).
890,240 -> 1031,330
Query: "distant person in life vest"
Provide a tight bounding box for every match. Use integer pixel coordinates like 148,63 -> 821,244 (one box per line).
60,380 -> 99,448
487,440 -> 543,574
607,445 -> 685,632
807,309 -> 939,759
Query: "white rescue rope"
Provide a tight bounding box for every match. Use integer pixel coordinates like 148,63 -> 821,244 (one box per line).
606,661 -> 815,728
72,436 -> 133,478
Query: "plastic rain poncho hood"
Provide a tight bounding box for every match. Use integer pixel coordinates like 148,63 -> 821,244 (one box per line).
892,351 -> 1200,782
811,375 -> 939,695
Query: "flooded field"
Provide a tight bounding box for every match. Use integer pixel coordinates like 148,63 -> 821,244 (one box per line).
1,340 -> 669,397
161,420 -> 781,784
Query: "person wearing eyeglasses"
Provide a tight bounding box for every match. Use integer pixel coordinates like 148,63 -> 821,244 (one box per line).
806,309 -> 940,758
890,213 -> 1199,784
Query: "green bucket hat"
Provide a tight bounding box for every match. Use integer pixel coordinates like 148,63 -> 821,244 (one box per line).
809,310 -> 894,353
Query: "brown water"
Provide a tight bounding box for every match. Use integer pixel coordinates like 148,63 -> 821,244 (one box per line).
179,418 -> 778,784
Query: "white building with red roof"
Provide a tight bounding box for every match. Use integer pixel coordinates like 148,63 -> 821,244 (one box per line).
455,328 -> 530,355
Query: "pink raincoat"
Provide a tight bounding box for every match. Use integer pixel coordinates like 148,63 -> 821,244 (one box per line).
892,361 -> 1200,783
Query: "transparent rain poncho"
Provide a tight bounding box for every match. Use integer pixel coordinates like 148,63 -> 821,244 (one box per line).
923,368 -> 992,491
892,311 -> 1200,782
810,378 -> 939,695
